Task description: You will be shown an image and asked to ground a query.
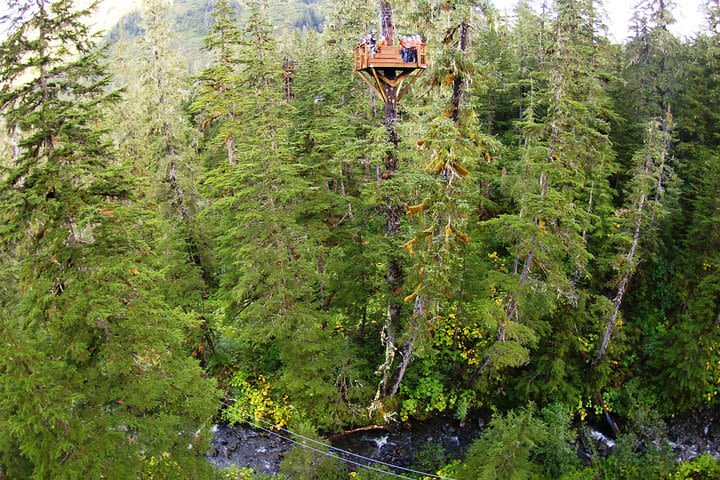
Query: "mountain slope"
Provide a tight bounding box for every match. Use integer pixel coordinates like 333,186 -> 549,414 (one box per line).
105,0 -> 327,55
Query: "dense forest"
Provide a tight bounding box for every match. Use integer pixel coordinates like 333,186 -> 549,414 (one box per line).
1,0 -> 720,478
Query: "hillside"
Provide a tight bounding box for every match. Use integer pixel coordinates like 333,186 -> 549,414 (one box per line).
105,0 -> 326,55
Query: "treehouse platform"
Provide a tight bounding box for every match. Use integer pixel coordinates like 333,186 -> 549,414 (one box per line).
353,43 -> 427,104
353,44 -> 428,71
282,59 -> 296,100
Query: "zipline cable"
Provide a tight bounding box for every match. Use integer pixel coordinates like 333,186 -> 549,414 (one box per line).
248,421 -> 421,480
219,398 -> 455,480
250,416 -> 452,480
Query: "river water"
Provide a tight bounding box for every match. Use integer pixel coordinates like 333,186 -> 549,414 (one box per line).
206,407 -> 720,475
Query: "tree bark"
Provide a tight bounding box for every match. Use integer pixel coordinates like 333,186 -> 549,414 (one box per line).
380,1 -> 395,45
450,20 -> 468,123
387,294 -> 424,397
374,1 -> 405,402
11,124 -> 19,164
226,133 -> 235,165
594,194 -> 646,367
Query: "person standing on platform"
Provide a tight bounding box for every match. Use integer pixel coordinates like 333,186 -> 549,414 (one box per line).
378,35 -> 388,52
369,30 -> 378,57
400,35 -> 410,62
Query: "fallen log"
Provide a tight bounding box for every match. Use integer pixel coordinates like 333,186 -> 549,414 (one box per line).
327,425 -> 390,441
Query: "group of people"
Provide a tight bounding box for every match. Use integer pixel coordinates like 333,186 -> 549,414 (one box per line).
399,34 -> 422,63
359,30 -> 422,63
360,30 -> 383,57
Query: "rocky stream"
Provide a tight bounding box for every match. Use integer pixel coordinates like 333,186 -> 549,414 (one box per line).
206,407 -> 720,476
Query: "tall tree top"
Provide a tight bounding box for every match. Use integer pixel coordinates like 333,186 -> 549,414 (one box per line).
0,0 -> 98,114
631,0 -> 677,34
204,0 -> 242,64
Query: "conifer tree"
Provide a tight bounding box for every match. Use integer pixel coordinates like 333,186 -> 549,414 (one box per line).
470,0 -> 614,385
455,405 -> 547,480
200,0 -> 296,340
649,0 -> 720,406
0,1 -> 219,477
591,0 -> 679,369
594,116 -> 672,366
196,1 -> 359,425
374,1 -> 500,401
192,0 -> 243,168
108,0 -> 215,359
370,0 -> 409,405
134,0 -> 199,216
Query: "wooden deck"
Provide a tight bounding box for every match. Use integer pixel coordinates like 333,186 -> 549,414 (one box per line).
354,44 -> 428,72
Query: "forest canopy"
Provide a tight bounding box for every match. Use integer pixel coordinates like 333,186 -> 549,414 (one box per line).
1,0 -> 720,478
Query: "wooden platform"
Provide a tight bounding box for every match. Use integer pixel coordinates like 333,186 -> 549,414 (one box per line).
354,44 -> 428,72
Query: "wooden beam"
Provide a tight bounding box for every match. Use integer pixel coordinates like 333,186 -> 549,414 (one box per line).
397,69 -> 425,101
370,67 -> 388,103
377,70 -> 413,88
357,71 -> 385,102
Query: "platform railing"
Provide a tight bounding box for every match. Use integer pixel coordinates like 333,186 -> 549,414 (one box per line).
416,43 -> 427,67
354,44 -> 370,70
353,43 -> 428,71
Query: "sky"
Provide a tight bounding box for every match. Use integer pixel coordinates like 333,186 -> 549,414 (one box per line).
0,1 -> 710,42
490,0 -> 707,42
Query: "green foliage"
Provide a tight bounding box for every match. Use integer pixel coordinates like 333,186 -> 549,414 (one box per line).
3,0 -> 720,476
222,465 -> 273,480
672,454 -> 720,480
594,433 -> 674,480
0,1 -> 220,478
413,441 -> 447,473
225,371 -> 294,428
278,423 -> 346,480
536,404 -> 581,478
452,404 -> 677,480
455,404 -> 548,480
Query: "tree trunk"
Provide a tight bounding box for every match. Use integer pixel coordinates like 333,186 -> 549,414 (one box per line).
380,1 -> 395,45
11,123 -> 19,164
450,20 -> 468,123
377,74 -> 403,399
594,194 -> 646,367
226,133 -> 235,165
374,1 -> 405,402
328,425 -> 390,441
387,294 -> 424,397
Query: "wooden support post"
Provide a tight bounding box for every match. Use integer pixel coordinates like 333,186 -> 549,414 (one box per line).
379,70 -> 412,88
357,71 -> 386,102
397,69 -> 424,101
370,67 -> 388,103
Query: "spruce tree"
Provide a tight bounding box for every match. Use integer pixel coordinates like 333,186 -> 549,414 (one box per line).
197,1 -> 358,426
192,0 -> 243,168
107,0 -> 215,361
649,0 -> 720,407
375,1 -> 501,402
470,0 -> 614,385
594,116 -> 672,366
592,0 -> 679,370
0,1 -> 219,478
